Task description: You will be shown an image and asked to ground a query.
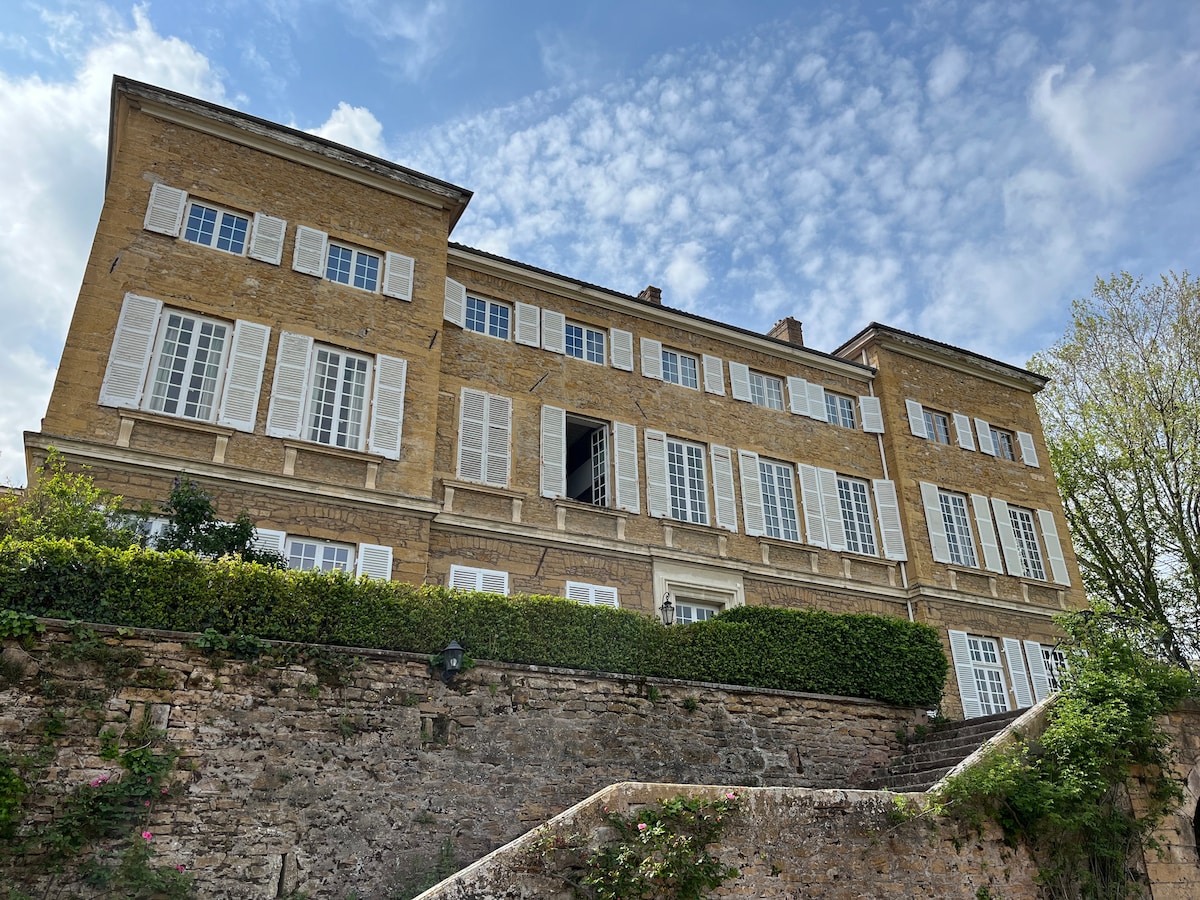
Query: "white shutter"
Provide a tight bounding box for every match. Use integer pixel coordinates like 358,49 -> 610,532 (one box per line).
818,468 -> 846,552
484,393 -> 512,487
367,354 -> 407,460
514,302 -> 541,347
702,355 -> 725,395
991,498 -> 1023,575
971,493 -> 1004,572
612,421 -> 640,513
729,362 -> 752,401
1004,637 -> 1034,709
644,429 -> 669,518
797,463 -> 827,547
540,405 -> 566,499
610,328 -> 634,371
873,479 -> 907,561
1037,509 -> 1071,585
356,543 -> 394,580
954,413 -> 976,450
448,565 -> 481,591
921,482 -> 952,564
99,293 -> 162,409
1024,640 -> 1052,702
949,630 -> 984,719
1017,432 -> 1040,467
710,445 -> 738,533
975,418 -> 996,455
566,582 -> 619,608
247,213 -> 286,265
906,400 -> 927,437
444,278 -> 466,326
787,377 -> 809,415
479,568 -> 509,594
589,585 -> 619,608
143,183 -> 187,236
456,387 -> 488,482
217,320 -> 271,432
382,252 -> 415,301
291,226 -> 328,277
265,331 -> 314,438
806,383 -> 827,421
859,396 -> 884,433
540,309 -> 565,353
737,450 -> 765,537
641,339 -> 663,379
251,528 -> 287,555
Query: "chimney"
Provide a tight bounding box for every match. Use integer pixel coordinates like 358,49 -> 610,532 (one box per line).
637,285 -> 663,305
768,317 -> 804,347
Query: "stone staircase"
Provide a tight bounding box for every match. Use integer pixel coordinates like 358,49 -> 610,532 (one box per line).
869,709 -> 1025,792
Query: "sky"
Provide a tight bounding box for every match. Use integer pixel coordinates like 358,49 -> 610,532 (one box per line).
1,0 -> 1198,486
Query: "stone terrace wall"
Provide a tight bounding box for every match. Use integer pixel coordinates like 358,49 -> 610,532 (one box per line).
0,621 -> 926,899
419,781 -> 1041,900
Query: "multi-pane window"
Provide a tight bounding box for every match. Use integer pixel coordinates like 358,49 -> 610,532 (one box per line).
666,438 -> 708,524
662,349 -> 699,389
825,393 -> 856,428
968,636 -> 1010,715
675,601 -> 720,624
147,312 -> 229,422
1009,506 -> 1047,579
1041,645 -> 1068,693
565,322 -> 606,364
465,296 -> 511,340
286,538 -> 354,572
749,372 -> 784,410
923,410 -> 951,444
759,459 -> 800,541
938,490 -> 978,567
565,416 -> 608,506
183,202 -> 249,255
838,476 -> 877,555
325,243 -> 381,292
307,347 -> 370,450
991,427 -> 1016,461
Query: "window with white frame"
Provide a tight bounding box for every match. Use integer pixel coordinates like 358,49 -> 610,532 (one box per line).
326,242 -> 381,292
1041,645 -> 1068,693
837,476 -> 877,555
183,201 -> 249,255
990,426 -> 1017,461
99,294 -> 273,434
825,392 -> 856,428
675,600 -> 721,624
759,459 -> 800,541
667,437 -> 708,525
968,635 -> 1010,715
565,322 -> 606,364
923,409 -> 952,444
541,406 -> 641,514
465,296 -> 511,340
1008,506 -> 1047,580
662,348 -> 700,389
749,371 -> 785,410
565,582 -> 619,607
286,538 -> 354,572
938,490 -> 978,567
564,415 -> 609,505
264,331 -> 408,459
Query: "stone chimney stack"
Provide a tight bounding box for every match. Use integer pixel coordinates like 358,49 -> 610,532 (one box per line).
768,317 -> 804,347
637,285 -> 663,305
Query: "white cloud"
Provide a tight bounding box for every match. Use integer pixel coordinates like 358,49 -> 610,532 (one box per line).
927,44 -> 969,100
663,242 -> 710,306
308,102 -> 387,157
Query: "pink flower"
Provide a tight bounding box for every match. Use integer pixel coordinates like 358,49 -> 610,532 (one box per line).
144,800 -> 151,807
161,787 -> 169,794
176,865 -> 186,873
637,823 -> 647,831
141,831 -> 153,841
90,775 -> 110,787
726,792 -> 736,800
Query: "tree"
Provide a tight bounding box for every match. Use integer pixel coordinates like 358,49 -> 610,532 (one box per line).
0,449 -> 141,548
1031,271 -> 1200,666
155,476 -> 284,567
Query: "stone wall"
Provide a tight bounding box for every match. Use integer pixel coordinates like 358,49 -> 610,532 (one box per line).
0,620 -> 924,898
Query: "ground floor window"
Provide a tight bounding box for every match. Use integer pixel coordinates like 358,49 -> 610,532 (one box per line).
286,538 -> 354,572
675,600 -> 721,624
967,635 -> 1010,715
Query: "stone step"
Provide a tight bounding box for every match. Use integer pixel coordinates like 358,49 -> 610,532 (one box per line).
869,709 -> 1025,793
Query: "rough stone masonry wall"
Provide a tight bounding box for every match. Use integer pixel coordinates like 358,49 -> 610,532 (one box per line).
0,621 -> 924,899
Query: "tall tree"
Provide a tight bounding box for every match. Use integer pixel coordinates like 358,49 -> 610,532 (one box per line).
1032,271 -> 1200,666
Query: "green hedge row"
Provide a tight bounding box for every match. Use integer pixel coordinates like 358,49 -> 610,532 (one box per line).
0,538 -> 947,707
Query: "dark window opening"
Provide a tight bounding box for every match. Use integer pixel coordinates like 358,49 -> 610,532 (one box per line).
565,416 -> 608,506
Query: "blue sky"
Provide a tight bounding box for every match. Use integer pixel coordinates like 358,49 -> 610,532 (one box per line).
1,1 -> 1198,485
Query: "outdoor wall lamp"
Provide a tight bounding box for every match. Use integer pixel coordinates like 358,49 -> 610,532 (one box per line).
659,592 -> 675,626
440,640 -> 465,682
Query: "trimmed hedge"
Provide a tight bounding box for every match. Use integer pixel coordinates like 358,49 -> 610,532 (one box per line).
0,538 -> 947,707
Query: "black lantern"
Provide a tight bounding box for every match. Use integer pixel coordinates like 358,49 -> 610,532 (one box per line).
441,640 -> 465,682
659,592 -> 675,626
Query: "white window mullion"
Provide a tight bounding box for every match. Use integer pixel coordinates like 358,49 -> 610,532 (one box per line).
540,405 -> 566,499
612,421 -> 640,514
644,429 -> 669,518
265,331 -> 315,438
710,445 -> 738,533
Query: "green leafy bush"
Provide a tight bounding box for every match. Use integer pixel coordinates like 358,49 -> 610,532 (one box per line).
0,537 -> 947,707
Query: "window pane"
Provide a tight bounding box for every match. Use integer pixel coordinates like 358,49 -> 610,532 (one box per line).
939,492 -> 977,567
565,323 -> 583,358
838,477 -> 876,555
215,212 -> 248,254
662,350 -> 680,385
679,355 -> 698,389
466,297 -> 487,333
307,347 -> 369,450
1010,508 -> 1046,579
147,313 -> 227,421
353,251 -> 380,291
586,328 -> 605,364
489,303 -> 510,339
326,245 -> 353,283
760,461 -> 799,541
184,205 -> 218,245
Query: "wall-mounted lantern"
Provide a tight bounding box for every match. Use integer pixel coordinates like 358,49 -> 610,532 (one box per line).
441,640 -> 465,682
658,592 -> 675,626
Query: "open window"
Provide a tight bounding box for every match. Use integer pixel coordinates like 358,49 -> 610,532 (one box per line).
565,414 -> 609,505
